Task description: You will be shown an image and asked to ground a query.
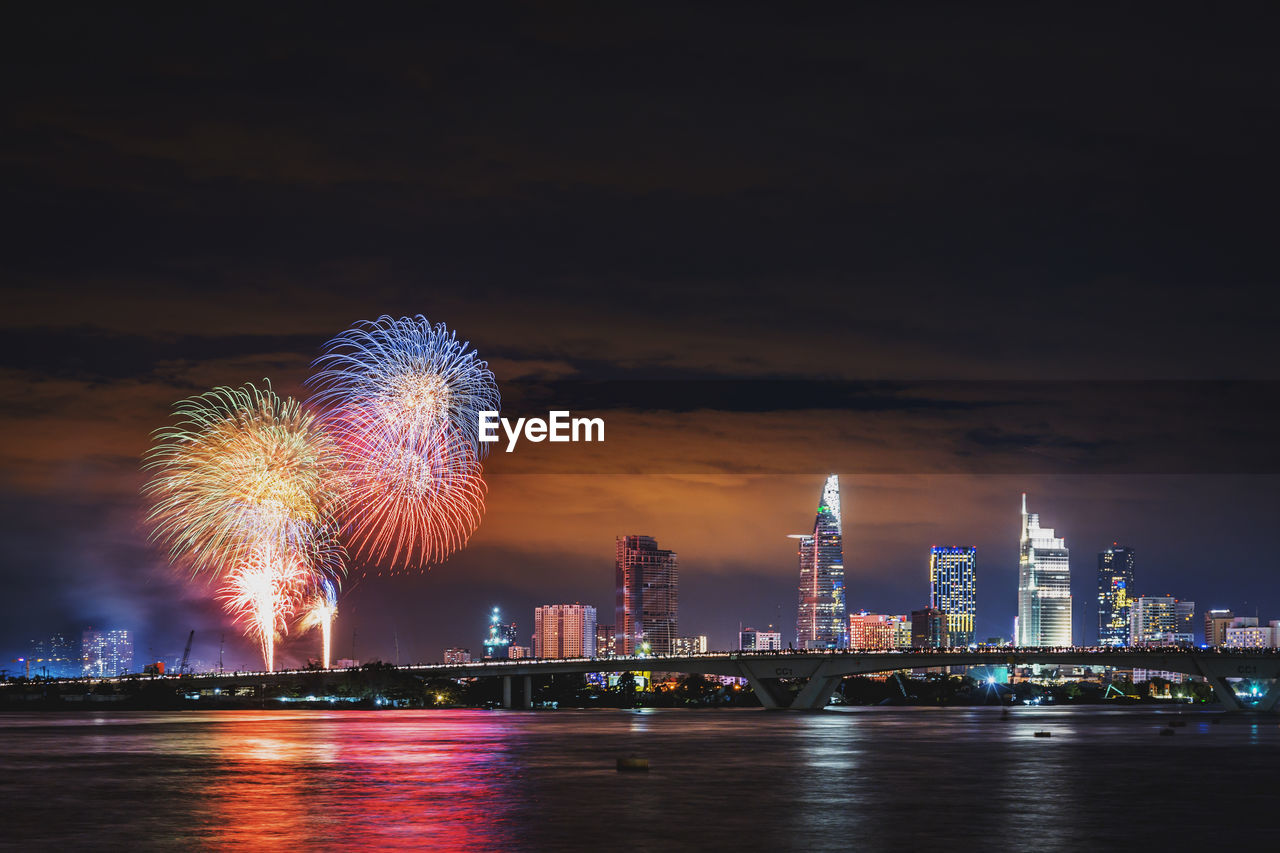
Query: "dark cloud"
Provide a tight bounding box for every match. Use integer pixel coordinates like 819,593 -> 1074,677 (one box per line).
2,4 -> 1279,661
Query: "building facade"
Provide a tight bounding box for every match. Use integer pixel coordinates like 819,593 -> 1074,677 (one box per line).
1016,494 -> 1072,647
671,635 -> 708,656
443,648 -> 471,664
81,628 -> 132,677
1204,609 -> 1235,647
929,546 -> 976,646
849,612 -> 896,649
1097,544 -> 1135,646
534,603 -> 597,659
739,628 -> 783,651
794,474 -> 847,650
615,535 -> 679,655
1130,596 -> 1195,646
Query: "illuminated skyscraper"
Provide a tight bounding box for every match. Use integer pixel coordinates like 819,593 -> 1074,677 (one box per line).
615,535 -> 678,654
483,607 -> 517,659
794,474 -> 847,650
82,628 -> 132,677
534,603 -> 597,658
1097,545 -> 1135,646
1016,494 -> 1071,647
929,546 -> 976,646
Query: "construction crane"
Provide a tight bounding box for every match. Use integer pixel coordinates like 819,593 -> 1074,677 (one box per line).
179,630 -> 194,675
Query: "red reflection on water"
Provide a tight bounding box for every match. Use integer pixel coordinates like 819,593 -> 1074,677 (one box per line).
188,710 -> 521,851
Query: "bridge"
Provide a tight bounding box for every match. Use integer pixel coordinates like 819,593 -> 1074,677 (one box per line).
99,647 -> 1280,712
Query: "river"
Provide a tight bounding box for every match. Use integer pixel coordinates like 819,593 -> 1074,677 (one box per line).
0,706 -> 1275,850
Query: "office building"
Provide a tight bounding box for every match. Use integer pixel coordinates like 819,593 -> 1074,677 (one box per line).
616,535 -> 679,655
595,624 -> 617,657
739,627 -> 783,651
1204,609 -> 1235,647
1130,596 -> 1195,647
911,607 -> 949,648
1224,625 -> 1273,649
930,546 -> 976,646
1097,545 -> 1135,646
672,635 -> 708,656
1016,494 -> 1071,646
794,474 -> 847,650
849,612 -> 896,649
534,603 -> 597,659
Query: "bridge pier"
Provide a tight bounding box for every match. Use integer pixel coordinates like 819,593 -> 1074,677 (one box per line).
502,676 -> 512,709
523,675 -> 532,709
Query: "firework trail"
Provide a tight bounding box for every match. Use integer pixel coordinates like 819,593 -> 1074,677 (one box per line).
301,576 -> 340,669
311,316 -> 497,571
144,382 -> 346,670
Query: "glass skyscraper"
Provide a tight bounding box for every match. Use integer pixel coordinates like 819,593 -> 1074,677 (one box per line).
929,546 -> 976,646
1097,544 -> 1135,646
794,474 -> 847,650
615,535 -> 678,655
1016,494 -> 1071,647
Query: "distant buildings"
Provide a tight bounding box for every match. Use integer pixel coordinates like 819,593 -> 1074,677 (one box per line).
849,612 -> 896,649
483,607 -> 517,659
1129,596 -> 1195,646
534,603 -> 597,659
1097,544 -> 1135,646
672,635 -> 708,656
595,623 -> 616,657
1224,624 -> 1271,649
739,627 -> 782,651
507,645 -> 531,659
1016,494 -> 1071,647
911,607 -> 949,648
25,633 -> 77,678
929,546 -> 976,646
615,535 -> 679,655
81,628 -> 132,677
794,474 -> 847,650
443,648 -> 471,664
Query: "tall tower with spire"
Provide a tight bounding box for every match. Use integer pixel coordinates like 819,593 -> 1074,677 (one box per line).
794,474 -> 847,649
1016,493 -> 1072,646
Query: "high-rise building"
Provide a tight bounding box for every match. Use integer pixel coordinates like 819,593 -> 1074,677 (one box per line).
739,627 -> 783,651
911,607 -> 949,648
81,628 -> 131,677
1016,495 -> 1071,647
1097,545 -> 1136,646
534,603 -> 597,659
615,536 -> 678,655
849,612 -> 896,649
483,607 -> 518,659
1204,609 -> 1235,647
1130,596 -> 1194,646
929,546 -> 976,646
794,474 -> 847,650
672,635 -> 708,656
104,630 -> 132,676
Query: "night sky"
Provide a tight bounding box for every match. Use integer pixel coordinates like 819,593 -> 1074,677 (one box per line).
4,5 -> 1279,669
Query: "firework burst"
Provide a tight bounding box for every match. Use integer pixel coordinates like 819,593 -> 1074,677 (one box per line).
144,382 -> 346,669
310,316 -> 497,572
